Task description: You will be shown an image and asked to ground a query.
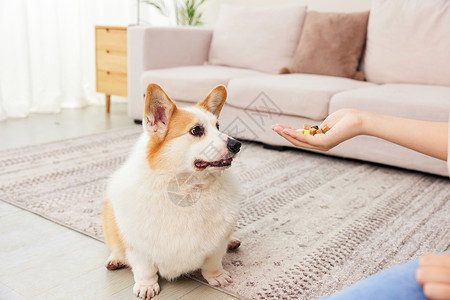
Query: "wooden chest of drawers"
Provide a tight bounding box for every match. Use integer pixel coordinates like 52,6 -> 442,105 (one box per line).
95,26 -> 127,112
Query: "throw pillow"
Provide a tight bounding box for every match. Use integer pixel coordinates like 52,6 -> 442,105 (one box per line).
283,10 -> 369,79
362,0 -> 450,86
208,4 -> 307,74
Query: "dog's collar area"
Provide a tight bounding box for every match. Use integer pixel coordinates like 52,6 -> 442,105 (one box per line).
194,158 -> 233,169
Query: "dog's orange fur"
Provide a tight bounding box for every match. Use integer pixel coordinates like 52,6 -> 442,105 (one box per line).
143,84 -> 201,170
146,108 -> 198,170
196,85 -> 227,116
144,84 -> 174,118
102,200 -> 126,268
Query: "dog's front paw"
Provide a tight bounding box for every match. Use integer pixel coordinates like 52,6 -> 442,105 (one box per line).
227,238 -> 241,251
133,282 -> 160,299
203,270 -> 233,287
105,254 -> 126,270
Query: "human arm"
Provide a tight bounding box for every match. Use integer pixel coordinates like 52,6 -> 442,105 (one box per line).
271,109 -> 448,161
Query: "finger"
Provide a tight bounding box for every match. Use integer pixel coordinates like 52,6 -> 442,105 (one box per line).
282,127 -> 332,144
282,128 -> 318,144
423,282 -> 450,300
273,126 -> 334,151
417,266 -> 450,285
271,125 -> 302,140
271,124 -> 296,132
277,131 -> 319,150
318,121 -> 329,129
420,254 -> 450,268
271,125 -> 285,133
282,128 -> 336,151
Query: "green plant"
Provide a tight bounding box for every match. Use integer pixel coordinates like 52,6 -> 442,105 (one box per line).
176,0 -> 206,26
141,0 -> 207,26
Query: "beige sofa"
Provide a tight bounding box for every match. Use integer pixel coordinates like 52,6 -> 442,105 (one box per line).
127,2 -> 450,177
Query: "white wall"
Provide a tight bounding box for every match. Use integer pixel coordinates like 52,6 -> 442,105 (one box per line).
202,0 -> 372,27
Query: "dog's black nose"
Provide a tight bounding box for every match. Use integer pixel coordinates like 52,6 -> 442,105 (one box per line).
227,138 -> 241,154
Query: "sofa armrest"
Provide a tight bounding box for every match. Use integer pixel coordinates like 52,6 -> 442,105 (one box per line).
127,26 -> 213,119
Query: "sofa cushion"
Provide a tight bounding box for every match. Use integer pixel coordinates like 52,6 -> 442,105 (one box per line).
363,0 -> 450,86
286,10 -> 369,79
208,4 -> 307,74
330,84 -> 450,121
140,65 -> 265,103
226,74 -> 375,121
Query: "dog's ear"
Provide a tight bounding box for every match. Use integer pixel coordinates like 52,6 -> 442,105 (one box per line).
197,85 -> 227,117
143,83 -> 177,138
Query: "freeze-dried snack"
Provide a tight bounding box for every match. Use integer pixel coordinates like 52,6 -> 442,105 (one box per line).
297,124 -> 330,136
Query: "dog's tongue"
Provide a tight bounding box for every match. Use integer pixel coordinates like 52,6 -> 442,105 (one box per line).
195,158 -> 233,169
195,161 -> 209,168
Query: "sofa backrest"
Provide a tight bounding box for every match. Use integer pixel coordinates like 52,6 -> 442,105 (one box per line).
208,4 -> 307,74
203,0 -> 372,26
362,0 -> 450,87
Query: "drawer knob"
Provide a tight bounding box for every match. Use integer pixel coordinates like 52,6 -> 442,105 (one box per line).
106,50 -> 110,54
106,28 -> 109,32
106,71 -> 110,75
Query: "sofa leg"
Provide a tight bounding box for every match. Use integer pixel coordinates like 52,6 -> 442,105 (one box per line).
134,119 -> 142,125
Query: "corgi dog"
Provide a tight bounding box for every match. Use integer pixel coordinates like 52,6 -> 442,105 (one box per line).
102,83 -> 241,299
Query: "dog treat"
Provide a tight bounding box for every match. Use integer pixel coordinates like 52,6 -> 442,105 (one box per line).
302,124 -> 312,135
297,124 -> 331,136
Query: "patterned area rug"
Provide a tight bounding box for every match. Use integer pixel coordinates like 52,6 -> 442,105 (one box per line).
1,126 -> 449,300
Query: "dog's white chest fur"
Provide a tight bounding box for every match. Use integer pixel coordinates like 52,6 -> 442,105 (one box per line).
107,133 -> 239,279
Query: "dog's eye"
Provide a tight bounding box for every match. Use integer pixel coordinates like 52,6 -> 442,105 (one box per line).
216,123 -> 220,130
190,125 -> 204,137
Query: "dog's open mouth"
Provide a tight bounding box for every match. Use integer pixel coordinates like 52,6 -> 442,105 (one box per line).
194,158 -> 233,170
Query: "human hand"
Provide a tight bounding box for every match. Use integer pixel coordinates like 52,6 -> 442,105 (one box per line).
271,109 -> 365,151
416,253 -> 450,300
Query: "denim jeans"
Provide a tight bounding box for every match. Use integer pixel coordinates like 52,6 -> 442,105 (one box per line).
319,259 -> 426,300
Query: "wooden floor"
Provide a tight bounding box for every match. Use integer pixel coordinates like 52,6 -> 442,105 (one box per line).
0,104 -> 238,300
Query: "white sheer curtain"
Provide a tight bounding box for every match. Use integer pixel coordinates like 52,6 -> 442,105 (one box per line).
0,0 -> 136,121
